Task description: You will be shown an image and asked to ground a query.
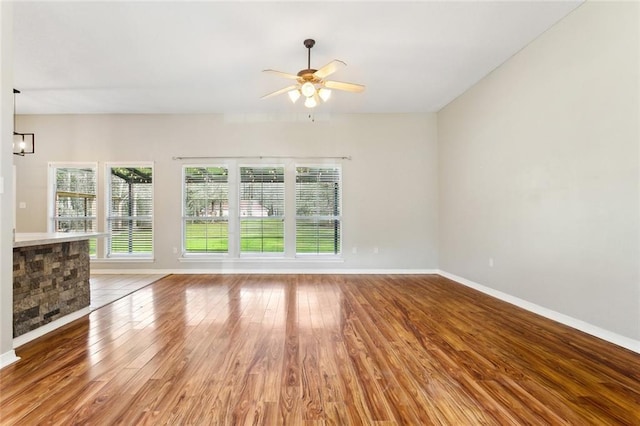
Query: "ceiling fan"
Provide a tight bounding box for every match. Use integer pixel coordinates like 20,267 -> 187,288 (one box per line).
261,39 -> 365,108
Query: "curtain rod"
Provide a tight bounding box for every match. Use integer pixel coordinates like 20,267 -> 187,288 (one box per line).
172,155 -> 351,161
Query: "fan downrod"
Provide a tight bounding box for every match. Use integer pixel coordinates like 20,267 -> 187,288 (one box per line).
299,38 -> 318,80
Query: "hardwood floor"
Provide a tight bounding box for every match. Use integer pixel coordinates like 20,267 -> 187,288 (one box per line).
1,274 -> 639,424
90,274 -> 168,310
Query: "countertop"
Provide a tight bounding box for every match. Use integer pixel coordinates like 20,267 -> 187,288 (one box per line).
13,232 -> 107,248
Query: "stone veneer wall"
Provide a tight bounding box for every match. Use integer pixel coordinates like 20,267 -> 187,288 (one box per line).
13,240 -> 90,337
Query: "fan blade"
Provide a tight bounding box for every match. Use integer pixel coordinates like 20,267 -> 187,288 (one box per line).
313,60 -> 346,79
261,85 -> 298,99
262,69 -> 299,80
324,80 -> 365,93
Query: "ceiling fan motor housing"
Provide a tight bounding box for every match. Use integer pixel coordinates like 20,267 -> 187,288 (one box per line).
297,69 -> 320,82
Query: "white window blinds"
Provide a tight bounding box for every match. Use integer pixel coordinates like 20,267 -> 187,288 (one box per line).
53,166 -> 97,234
107,166 -> 153,256
183,166 -> 229,254
52,165 -> 98,256
239,166 -> 285,253
296,166 -> 341,255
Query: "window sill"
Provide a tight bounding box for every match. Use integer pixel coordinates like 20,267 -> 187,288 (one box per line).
178,256 -> 343,263
91,257 -> 155,263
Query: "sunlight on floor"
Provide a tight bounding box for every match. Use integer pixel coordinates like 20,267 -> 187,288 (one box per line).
90,274 -> 167,310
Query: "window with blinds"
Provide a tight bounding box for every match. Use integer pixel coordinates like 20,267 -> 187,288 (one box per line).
183,166 -> 229,254
240,166 -> 285,254
106,165 -> 153,257
52,165 -> 98,255
296,166 -> 341,255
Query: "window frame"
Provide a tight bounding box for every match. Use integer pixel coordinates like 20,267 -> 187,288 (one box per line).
238,164 -> 286,257
295,164 -> 342,257
104,162 -> 154,259
175,158 -> 345,262
48,162 -> 99,256
182,165 -> 230,257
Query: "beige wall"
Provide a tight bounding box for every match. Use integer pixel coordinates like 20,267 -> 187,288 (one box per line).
438,1 -> 640,339
1,1 -> 17,365
14,113 -> 439,271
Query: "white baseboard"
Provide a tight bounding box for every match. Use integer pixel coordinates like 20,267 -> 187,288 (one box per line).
0,350 -> 20,369
13,307 -> 91,349
438,270 -> 640,354
91,268 -> 440,275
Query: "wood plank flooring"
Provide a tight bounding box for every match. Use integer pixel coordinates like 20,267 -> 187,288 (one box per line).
90,274 -> 168,310
1,274 -> 639,424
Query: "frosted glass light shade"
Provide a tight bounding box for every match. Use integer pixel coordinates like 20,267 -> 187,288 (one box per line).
318,88 -> 331,102
304,96 -> 317,108
301,82 -> 316,98
13,133 -> 22,150
288,89 -> 301,103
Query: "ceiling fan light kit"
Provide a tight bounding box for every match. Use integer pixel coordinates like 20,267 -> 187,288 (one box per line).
318,88 -> 331,102
287,89 -> 301,103
300,81 -> 316,98
262,38 -> 364,109
304,96 -> 316,108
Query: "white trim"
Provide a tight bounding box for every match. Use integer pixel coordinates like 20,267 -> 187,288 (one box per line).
0,350 -> 20,369
294,163 -> 343,257
179,254 -> 230,261
438,270 -> 640,355
181,163 -> 231,257
104,162 -> 155,259
92,258 -> 155,264
173,155 -> 351,161
12,307 -> 90,349
91,268 -> 439,275
178,256 -> 344,263
47,162 -> 98,233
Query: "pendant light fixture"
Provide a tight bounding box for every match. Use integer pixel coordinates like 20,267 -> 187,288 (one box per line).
13,89 -> 35,156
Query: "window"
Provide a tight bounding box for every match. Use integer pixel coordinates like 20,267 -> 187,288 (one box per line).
106,165 -> 153,257
50,164 -> 97,255
177,160 -> 343,260
296,166 -> 341,255
183,166 -> 229,254
239,166 -> 285,254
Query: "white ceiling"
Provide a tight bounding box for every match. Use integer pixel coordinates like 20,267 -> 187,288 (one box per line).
12,1 -> 583,115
